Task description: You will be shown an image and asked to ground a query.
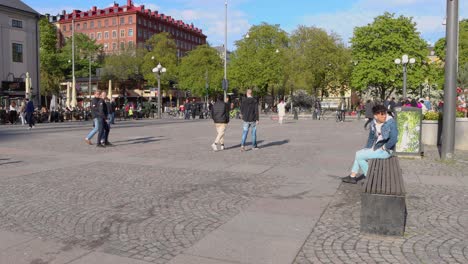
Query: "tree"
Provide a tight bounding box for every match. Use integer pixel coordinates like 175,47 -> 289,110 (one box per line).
102,47 -> 144,103
141,33 -> 178,89
59,33 -> 102,79
230,23 -> 289,97
287,26 -> 351,98
39,18 -> 63,96
178,45 -> 224,96
350,13 -> 428,100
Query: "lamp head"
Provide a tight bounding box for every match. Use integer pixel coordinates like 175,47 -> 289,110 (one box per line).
409,58 -> 416,64
402,54 -> 409,64
394,58 -> 401,65
161,68 -> 167,73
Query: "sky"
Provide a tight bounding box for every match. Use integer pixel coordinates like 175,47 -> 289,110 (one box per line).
24,0 -> 468,50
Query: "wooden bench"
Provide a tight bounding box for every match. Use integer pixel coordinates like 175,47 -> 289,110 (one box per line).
360,156 -> 407,236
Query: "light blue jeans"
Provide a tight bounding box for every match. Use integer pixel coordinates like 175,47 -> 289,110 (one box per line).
241,121 -> 257,147
351,148 -> 391,176
86,118 -> 102,140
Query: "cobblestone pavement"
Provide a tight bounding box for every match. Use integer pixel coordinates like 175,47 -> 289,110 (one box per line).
0,118 -> 467,264
294,145 -> 468,264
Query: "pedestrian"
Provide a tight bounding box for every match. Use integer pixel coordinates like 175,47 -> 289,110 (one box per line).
420,99 -> 428,114
211,93 -> 230,151
19,100 -> 26,125
25,98 -> 35,129
85,90 -> 105,147
338,98 -> 346,122
314,99 -> 322,120
342,105 -> 398,184
424,97 -> 432,111
277,99 -> 286,124
363,99 -> 374,129
109,99 -> 116,124
100,92 -> 112,146
240,89 -> 259,151
184,99 -> 190,119
9,101 -> 17,124
191,99 -> 197,120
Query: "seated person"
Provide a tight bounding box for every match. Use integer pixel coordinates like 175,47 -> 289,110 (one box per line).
342,104 -> 398,184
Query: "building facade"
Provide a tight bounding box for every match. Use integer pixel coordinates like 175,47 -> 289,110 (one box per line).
0,0 -> 40,106
55,0 -> 207,57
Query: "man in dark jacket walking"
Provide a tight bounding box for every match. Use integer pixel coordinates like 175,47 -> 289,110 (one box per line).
85,90 -> 105,147
364,99 -> 374,129
240,89 -> 259,151
25,99 -> 35,129
210,93 -> 230,151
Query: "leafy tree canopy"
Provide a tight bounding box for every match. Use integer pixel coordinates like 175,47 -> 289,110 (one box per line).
350,12 -> 428,99
178,45 -> 224,96
230,23 -> 289,96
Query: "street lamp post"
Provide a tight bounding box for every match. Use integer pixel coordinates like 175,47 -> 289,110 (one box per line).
152,63 -> 166,119
223,0 -> 228,101
394,55 -> 416,99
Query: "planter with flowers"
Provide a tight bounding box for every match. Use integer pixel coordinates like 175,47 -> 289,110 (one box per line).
421,111 -> 468,150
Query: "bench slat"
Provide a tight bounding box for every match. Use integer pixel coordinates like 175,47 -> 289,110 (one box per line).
364,159 -> 376,193
377,159 -> 384,193
371,159 -> 380,194
388,157 -> 395,195
395,158 -> 405,195
383,157 -> 389,195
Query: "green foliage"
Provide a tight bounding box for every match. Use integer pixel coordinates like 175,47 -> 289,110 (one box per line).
59,33 -> 103,79
423,111 -> 440,120
456,111 -> 465,118
287,26 -> 351,97
229,23 -> 289,96
102,48 -> 144,93
141,33 -> 178,88
396,110 -> 422,153
178,45 -> 224,96
350,13 -> 428,100
39,18 -> 62,96
458,63 -> 468,88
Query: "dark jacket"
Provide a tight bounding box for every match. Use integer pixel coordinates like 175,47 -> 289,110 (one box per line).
364,102 -> 374,118
211,101 -> 230,123
26,101 -> 34,113
109,101 -> 116,114
91,98 -> 105,118
365,118 -> 398,152
241,97 -> 259,122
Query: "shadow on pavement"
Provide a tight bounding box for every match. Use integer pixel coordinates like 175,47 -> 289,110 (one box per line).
0,161 -> 22,166
112,136 -> 165,146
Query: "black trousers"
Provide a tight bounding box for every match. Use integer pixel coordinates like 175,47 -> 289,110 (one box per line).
98,119 -> 110,144
26,112 -> 35,127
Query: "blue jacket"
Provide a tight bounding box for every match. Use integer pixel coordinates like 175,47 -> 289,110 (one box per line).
365,118 -> 398,152
26,101 -> 34,113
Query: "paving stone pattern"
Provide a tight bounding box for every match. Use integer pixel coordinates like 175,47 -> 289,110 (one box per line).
294,166 -> 468,264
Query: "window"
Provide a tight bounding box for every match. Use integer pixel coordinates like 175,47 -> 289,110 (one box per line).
112,42 -> 117,50
138,28 -> 142,38
12,43 -> 23,62
128,28 -> 133,37
12,19 -> 23,28
112,30 -> 117,39
120,17 -> 124,25
128,16 -> 133,24
138,18 -> 141,24
90,21 -> 94,28
104,31 -> 109,39
97,21 -> 101,28
143,20 -> 146,26
90,33 -> 95,39
143,30 -> 147,39
97,32 -> 102,39
128,41 -> 134,48
62,26 -> 66,32
104,43 -> 109,50
120,41 -> 125,50
112,18 -> 116,26
120,29 -> 125,37
69,25 -> 72,31
76,23 -> 80,30
104,19 -> 108,27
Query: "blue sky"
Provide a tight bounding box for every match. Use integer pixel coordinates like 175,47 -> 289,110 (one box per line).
24,0 -> 468,50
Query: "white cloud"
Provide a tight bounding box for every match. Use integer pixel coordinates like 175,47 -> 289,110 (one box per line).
301,0 -> 468,45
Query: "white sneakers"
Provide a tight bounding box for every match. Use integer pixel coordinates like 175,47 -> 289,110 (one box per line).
211,143 -> 217,151
220,145 -> 224,151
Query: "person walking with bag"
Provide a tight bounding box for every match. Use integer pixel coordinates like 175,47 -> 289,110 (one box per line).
277,99 -> 286,124
211,94 -> 230,151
